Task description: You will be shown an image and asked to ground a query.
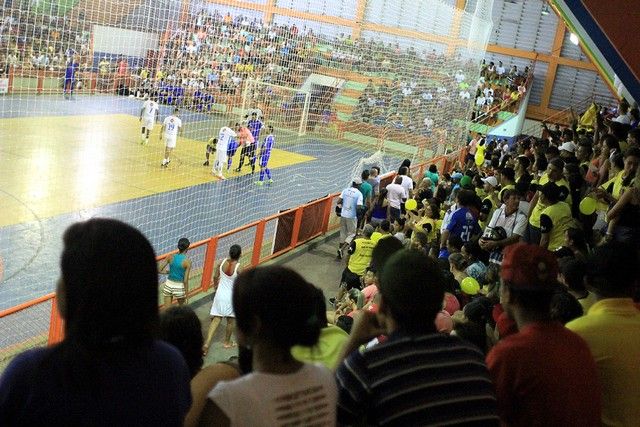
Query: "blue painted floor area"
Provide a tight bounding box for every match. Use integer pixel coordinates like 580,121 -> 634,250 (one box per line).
0,95 -> 403,309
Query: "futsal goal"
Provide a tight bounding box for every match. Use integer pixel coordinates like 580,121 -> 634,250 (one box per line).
241,78 -> 311,137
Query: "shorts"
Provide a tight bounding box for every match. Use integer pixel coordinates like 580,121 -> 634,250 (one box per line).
142,118 -> 155,130
207,145 -> 215,154
389,207 -> 401,221
164,136 -> 177,149
340,217 -> 357,244
162,279 -> 185,299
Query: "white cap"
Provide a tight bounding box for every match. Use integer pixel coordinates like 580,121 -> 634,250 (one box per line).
353,177 -> 363,185
559,141 -> 576,153
481,176 -> 499,187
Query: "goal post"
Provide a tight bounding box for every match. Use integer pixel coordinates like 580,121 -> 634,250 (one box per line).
240,78 -> 311,137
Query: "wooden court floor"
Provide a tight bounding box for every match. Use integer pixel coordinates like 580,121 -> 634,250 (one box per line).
0,113 -> 315,227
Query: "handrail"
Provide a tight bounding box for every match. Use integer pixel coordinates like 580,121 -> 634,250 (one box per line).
521,94 -> 595,136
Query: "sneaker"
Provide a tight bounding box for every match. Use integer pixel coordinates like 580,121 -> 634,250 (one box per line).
255,181 -> 264,186
329,297 -> 336,306
144,138 -> 149,145
268,179 -> 274,184
336,249 -> 343,260
234,168 -> 241,173
203,161 -> 209,166
217,174 -> 226,180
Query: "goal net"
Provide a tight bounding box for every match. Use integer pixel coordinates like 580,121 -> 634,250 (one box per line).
0,0 -> 492,314
241,78 -> 310,137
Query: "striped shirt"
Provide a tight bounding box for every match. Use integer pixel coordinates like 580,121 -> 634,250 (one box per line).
336,332 -> 499,426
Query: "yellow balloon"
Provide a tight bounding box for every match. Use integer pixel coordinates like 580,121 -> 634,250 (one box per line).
461,277 -> 480,295
405,199 -> 418,211
579,197 -> 597,216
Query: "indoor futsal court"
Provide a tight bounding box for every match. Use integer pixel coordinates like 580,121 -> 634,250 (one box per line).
0,94 -> 401,308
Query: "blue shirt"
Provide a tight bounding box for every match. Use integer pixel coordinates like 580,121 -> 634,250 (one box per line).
446,206 -> 481,243
168,253 -> 187,282
0,341 -> 191,426
247,119 -> 263,141
260,134 -> 274,159
65,62 -> 78,79
227,138 -> 239,157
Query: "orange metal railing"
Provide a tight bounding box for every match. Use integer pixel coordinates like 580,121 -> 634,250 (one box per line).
0,149 -> 464,369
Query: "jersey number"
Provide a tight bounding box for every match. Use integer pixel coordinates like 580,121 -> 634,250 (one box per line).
167,123 -> 176,131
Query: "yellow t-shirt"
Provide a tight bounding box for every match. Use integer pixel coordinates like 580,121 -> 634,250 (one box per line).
540,201 -> 573,251
291,324 -> 350,370
567,299 -> 640,427
529,176 -> 571,228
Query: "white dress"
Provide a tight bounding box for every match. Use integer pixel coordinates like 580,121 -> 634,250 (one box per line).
210,259 -> 239,317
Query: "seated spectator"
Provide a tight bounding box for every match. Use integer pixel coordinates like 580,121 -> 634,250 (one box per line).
453,296 -> 494,354
479,189 -> 527,265
159,305 -> 203,378
486,243 -> 601,426
448,252 -> 469,285
557,257 -> 597,312
336,250 -> 499,425
539,182 -> 574,251
567,242 -> 640,427
462,239 -> 488,283
200,266 -> 336,426
0,219 -> 191,426
549,287 -> 584,324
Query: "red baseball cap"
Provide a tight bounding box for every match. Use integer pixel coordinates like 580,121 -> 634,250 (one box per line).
501,243 -> 558,290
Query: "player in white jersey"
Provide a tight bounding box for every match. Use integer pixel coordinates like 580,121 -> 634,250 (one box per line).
160,108 -> 182,167
213,121 -> 237,179
139,96 -> 159,145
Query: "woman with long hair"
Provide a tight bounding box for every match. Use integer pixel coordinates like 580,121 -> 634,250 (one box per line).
203,244 -> 242,354
199,266 -> 337,426
0,219 -> 191,426
369,188 -> 389,227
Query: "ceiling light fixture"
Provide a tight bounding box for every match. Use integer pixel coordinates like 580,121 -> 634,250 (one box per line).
570,33 -> 579,45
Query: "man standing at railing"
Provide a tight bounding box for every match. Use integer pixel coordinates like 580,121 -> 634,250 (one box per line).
63,55 -> 79,100
337,178 -> 364,259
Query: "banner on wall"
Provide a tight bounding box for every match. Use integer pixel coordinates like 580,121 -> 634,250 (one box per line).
0,78 -> 8,94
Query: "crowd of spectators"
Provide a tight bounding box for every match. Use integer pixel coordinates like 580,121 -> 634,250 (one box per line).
350,55 -> 532,136
0,8 -> 90,76
0,100 -> 639,425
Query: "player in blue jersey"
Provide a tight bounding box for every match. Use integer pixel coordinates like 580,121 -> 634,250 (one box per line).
256,126 -> 275,185
226,137 -> 239,170
63,56 -> 79,99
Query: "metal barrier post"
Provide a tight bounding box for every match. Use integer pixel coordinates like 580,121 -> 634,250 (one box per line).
289,207 -> 304,248
251,220 -> 266,266
47,296 -> 64,345
201,237 -> 218,292
37,69 -> 44,94
321,196 -> 333,233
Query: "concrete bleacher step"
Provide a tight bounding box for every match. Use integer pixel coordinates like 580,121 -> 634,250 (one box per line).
342,81 -> 369,91
340,88 -> 362,99
334,95 -> 359,107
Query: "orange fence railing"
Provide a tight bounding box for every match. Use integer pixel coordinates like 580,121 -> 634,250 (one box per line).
0,149 -> 464,371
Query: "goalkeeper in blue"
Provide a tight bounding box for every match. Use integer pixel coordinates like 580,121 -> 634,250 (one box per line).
256,126 -> 275,185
